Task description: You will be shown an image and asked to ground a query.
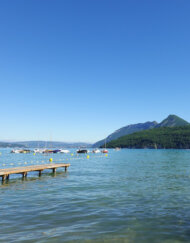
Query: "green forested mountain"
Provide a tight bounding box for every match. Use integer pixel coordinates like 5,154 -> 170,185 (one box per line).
94,114 -> 189,147
93,121 -> 158,147
156,115 -> 189,128
106,126 -> 190,149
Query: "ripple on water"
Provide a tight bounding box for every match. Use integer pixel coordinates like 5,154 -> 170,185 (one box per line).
1,149 -> 190,242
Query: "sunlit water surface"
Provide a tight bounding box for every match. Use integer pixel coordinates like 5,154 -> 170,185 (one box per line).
1,149 -> 190,242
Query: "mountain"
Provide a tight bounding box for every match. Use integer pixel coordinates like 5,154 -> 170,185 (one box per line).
13,141 -> 92,148
106,126 -> 190,149
93,121 -> 158,147
94,115 -> 189,147
156,115 -> 189,128
0,142 -> 25,148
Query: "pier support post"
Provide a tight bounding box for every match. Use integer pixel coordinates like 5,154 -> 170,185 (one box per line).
65,166 -> 67,172
52,168 -> 56,174
2,175 -> 6,182
22,172 -> 27,178
39,170 -> 42,176
6,175 -> 9,180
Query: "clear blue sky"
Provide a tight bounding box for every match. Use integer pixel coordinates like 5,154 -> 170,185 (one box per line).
0,0 -> 190,143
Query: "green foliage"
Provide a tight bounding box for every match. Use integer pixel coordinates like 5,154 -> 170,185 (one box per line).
106,126 -> 190,149
156,115 -> 189,128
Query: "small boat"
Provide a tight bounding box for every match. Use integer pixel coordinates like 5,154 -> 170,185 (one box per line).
11,149 -> 21,153
101,138 -> 108,153
101,149 -> 108,153
33,149 -> 46,153
60,149 -> 70,154
11,149 -> 31,154
77,149 -> 88,154
20,149 -> 31,154
115,147 -> 121,151
92,149 -> 100,153
52,149 -> 61,154
43,149 -> 54,154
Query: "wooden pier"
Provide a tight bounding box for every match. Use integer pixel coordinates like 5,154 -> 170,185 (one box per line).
0,163 -> 70,182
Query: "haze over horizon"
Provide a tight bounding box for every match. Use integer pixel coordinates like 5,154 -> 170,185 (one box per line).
1,0 -> 190,143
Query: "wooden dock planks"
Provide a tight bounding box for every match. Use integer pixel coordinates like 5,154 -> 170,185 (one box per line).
0,163 -> 70,181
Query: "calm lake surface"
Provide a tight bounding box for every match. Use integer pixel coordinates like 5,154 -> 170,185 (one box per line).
1,149 -> 190,242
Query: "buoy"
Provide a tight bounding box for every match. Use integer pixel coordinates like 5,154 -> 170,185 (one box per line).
71,153 -> 73,156
33,153 -> 36,155
105,154 -> 108,157
87,155 -> 90,159
49,158 -> 53,162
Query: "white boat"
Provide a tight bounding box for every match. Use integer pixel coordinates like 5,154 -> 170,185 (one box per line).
92,149 -> 100,153
60,149 -> 70,154
11,149 -> 21,153
115,147 -> 121,151
33,149 -> 46,153
11,149 -> 31,154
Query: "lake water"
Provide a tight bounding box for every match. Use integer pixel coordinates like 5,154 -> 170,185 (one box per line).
1,149 -> 190,242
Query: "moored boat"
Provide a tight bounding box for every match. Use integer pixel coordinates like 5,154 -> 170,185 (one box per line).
20,149 -> 31,153
11,149 -> 31,154
115,147 -> 121,151
33,149 -> 46,153
101,138 -> 108,153
60,149 -> 70,154
77,149 -> 88,154
92,149 -> 100,153
101,149 -> 108,153
11,149 -> 21,153
43,149 -> 54,154
52,149 -> 61,153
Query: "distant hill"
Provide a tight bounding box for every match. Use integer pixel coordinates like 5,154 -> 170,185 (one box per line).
93,121 -> 158,147
106,126 -> 190,149
13,141 -> 92,148
94,115 -> 189,147
156,115 -> 189,128
0,142 -> 25,148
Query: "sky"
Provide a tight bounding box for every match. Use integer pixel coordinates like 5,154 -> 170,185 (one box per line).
0,0 -> 190,143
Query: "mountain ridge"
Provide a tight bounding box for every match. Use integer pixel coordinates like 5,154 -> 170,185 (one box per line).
106,125 -> 190,149
156,115 -> 189,128
94,115 -> 189,147
12,141 -> 92,148
0,142 -> 25,148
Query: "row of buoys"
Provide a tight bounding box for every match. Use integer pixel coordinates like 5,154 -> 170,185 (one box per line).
32,152 -> 107,157
49,154 -> 107,162
0,154 -> 108,167
1,154 -> 107,164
